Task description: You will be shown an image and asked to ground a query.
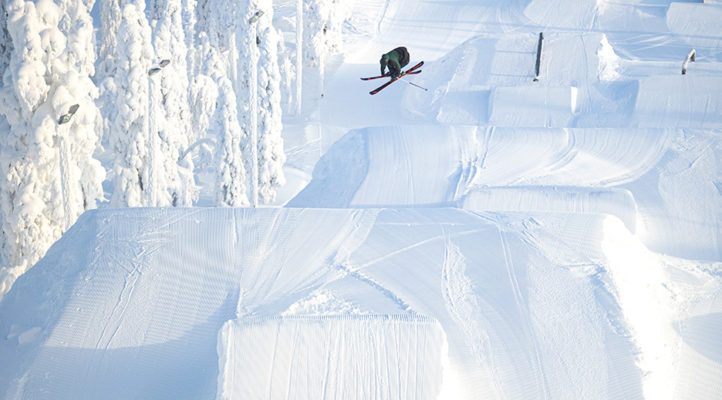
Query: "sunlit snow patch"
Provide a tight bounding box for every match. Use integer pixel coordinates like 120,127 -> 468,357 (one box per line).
602,216 -> 676,400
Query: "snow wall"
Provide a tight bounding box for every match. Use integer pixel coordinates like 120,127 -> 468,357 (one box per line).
217,315 -> 446,399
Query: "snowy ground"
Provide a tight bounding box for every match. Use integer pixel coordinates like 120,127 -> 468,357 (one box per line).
2,0 -> 722,399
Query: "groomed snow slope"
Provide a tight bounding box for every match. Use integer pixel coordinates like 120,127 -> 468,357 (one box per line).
290,0 -> 722,398
2,208 -> 720,399
2,0 -> 722,399
1,208 -> 649,399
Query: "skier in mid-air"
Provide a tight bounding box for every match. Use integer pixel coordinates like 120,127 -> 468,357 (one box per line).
380,47 -> 410,80
362,47 -> 423,95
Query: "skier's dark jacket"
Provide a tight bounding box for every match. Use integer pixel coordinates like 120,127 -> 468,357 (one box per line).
380,47 -> 410,78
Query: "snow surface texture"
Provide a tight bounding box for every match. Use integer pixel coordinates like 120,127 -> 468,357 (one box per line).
0,208 -> 646,399
2,0 -> 722,399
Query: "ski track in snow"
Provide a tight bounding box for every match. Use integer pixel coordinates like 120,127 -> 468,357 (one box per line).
498,230 -> 551,400
440,235 -> 503,398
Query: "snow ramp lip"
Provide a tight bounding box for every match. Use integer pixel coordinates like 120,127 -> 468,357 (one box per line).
462,186 -> 639,232
237,313 -> 439,325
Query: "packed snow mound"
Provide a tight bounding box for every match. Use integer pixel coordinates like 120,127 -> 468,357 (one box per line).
626,129 -> 722,261
290,125 -> 669,208
1,207 -> 687,399
289,125 -> 482,207
288,123 -> 722,262
635,76 -> 722,128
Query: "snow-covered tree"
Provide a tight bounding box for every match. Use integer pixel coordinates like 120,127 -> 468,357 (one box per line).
256,4 -> 286,204
181,0 -> 198,76
57,0 -> 95,75
192,0 -> 237,123
108,2 -> 154,207
149,0 -> 198,206
188,73 -> 217,170
188,8 -> 229,172
55,0 -> 106,217
301,0 -> 348,98
303,0 -> 348,68
148,0 -> 164,21
190,34 -> 222,147
0,0 -> 12,273
237,0 -> 261,206
199,0 -> 238,52
0,0 -> 103,299
194,0 -> 211,40
294,0 -> 303,114
268,13 -> 295,115
0,1 -> 12,78
96,0 -> 132,152
213,77 -> 249,207
97,0 -> 133,79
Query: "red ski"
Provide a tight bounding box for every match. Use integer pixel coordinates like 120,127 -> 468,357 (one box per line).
368,61 -> 424,95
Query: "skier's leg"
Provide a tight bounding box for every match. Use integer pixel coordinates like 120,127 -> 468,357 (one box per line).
389,62 -> 401,79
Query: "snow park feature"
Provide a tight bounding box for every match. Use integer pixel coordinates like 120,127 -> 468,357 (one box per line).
0,0 -> 721,400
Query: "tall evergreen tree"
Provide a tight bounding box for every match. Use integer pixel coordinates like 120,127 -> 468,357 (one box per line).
303,0 -> 347,68
97,0 -> 133,79
0,0 -> 11,79
95,0 -> 132,152
149,0 -> 198,206
190,36 -> 222,150
256,1 -> 285,204
108,2 -> 154,207
189,2 -> 230,171
0,0 -> 103,300
237,0 -> 260,206
0,0 -> 13,275
181,0 -> 198,76
55,0 -> 105,218
213,77 -> 249,207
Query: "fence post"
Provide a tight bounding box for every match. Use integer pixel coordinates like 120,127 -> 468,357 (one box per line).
533,32 -> 544,82
682,48 -> 696,75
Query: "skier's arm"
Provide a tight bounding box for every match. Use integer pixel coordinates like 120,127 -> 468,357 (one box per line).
380,58 -> 387,76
